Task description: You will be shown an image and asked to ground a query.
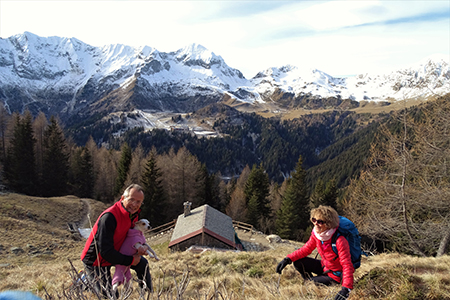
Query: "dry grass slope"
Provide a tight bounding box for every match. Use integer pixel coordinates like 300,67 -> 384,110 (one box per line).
1,193 -> 449,299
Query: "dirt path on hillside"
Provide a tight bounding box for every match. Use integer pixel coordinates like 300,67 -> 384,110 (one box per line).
75,198 -> 109,237
78,198 -> 92,228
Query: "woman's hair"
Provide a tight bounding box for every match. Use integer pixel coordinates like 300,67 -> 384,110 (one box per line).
310,205 -> 340,228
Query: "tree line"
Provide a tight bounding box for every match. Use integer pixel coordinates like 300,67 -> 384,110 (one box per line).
0,104 -> 338,241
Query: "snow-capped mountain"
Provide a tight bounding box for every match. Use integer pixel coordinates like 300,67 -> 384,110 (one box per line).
252,56 -> 449,103
0,32 -> 448,124
0,32 -> 259,119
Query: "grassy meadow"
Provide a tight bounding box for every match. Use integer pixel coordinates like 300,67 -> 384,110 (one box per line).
1,193 -> 450,300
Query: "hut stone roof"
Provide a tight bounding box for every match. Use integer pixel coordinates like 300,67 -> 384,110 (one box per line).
169,204 -> 238,250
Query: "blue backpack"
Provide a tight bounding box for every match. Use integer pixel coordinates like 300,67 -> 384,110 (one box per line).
331,216 -> 365,270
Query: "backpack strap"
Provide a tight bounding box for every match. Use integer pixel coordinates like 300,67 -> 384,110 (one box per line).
331,230 -> 340,261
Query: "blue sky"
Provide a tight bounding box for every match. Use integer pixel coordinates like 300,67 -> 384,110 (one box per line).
0,0 -> 449,78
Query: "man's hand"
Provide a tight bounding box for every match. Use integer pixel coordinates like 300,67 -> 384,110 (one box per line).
134,243 -> 149,255
334,287 -> 351,300
276,257 -> 292,274
137,245 -> 148,255
131,254 -> 141,266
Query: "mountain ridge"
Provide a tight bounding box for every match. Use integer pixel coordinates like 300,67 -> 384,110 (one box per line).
0,32 -> 449,130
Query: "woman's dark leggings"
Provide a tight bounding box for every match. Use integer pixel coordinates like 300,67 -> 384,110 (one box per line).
293,257 -> 339,286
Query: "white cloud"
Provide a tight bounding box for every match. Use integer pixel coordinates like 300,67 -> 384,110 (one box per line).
293,1 -> 377,31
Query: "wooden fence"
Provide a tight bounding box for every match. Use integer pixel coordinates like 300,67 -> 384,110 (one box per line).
148,220 -> 176,236
147,219 -> 253,236
232,220 -> 253,232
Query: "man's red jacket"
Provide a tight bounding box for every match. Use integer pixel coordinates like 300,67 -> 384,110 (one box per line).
81,200 -> 139,267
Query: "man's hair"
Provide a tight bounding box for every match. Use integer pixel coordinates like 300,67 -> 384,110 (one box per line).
123,184 -> 145,197
310,205 -> 340,228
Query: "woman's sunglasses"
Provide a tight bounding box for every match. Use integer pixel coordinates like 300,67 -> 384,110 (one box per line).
311,218 -> 325,225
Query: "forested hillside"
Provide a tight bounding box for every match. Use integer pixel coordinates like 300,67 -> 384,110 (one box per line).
2,94 -> 449,252
306,120 -> 382,189
67,103 -> 384,184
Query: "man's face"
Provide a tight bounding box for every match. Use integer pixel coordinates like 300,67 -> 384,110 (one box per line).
121,188 -> 144,214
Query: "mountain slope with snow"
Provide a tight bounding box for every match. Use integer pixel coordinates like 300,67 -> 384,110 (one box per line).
0,32 -> 259,118
252,56 -> 449,103
0,32 -> 448,123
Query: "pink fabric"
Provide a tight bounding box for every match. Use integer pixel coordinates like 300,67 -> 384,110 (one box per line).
313,226 -> 337,241
286,228 -> 354,289
112,229 -> 146,286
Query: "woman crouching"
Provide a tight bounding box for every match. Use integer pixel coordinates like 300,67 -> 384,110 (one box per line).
276,205 -> 353,300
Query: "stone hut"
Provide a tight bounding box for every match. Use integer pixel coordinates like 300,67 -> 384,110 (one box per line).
168,204 -> 243,251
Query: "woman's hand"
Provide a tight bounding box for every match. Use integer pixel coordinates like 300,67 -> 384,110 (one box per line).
334,287 -> 351,299
276,257 -> 292,274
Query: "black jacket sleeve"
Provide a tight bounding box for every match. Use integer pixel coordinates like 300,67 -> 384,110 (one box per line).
97,212 -> 133,266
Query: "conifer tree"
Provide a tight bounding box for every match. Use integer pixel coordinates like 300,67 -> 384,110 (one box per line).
217,176 -> 230,213
33,112 -> 47,186
310,178 -> 338,210
140,149 -> 167,226
4,111 -> 37,195
0,104 -> 10,162
247,194 -> 260,226
114,142 -> 132,196
277,156 -> 309,239
291,156 -> 309,229
310,178 -> 325,209
323,179 -> 338,209
196,163 -> 208,206
41,116 -> 69,196
275,187 -> 295,239
244,163 -> 270,227
198,164 -> 221,209
69,147 -> 94,198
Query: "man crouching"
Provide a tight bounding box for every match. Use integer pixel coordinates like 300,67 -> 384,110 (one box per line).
81,184 -> 153,298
